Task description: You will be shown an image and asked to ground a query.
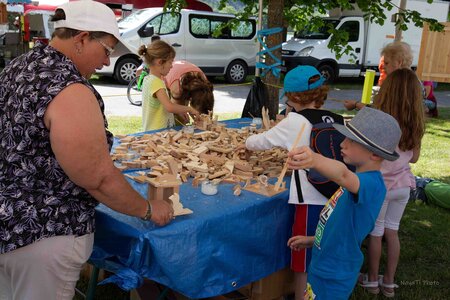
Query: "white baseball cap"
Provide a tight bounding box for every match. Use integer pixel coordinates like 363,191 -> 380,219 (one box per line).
54,1 -> 120,41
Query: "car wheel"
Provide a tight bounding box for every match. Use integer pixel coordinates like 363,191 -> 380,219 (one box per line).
225,60 -> 247,84
317,64 -> 336,83
115,58 -> 140,85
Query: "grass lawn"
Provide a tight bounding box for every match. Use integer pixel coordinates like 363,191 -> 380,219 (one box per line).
87,109 -> 450,299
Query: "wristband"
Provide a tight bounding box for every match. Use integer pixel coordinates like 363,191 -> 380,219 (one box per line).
142,200 -> 152,221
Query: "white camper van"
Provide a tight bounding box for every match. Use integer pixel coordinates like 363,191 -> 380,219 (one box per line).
97,8 -> 258,84
282,0 -> 449,82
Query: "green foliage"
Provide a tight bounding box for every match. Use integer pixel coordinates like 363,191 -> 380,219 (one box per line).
164,0 -> 445,59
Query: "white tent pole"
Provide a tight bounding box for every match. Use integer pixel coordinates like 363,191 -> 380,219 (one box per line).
255,0 -> 263,77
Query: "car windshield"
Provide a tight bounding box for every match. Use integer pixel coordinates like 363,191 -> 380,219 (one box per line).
294,19 -> 340,39
118,9 -> 159,30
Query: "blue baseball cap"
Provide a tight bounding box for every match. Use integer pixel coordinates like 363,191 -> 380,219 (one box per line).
284,65 -> 325,93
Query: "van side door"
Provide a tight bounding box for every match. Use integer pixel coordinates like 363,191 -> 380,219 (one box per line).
334,18 -> 364,76
139,12 -> 186,60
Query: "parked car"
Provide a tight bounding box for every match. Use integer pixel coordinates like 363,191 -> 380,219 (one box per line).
97,8 -> 258,84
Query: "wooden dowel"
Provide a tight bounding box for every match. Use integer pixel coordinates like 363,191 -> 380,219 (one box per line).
274,123 -> 306,191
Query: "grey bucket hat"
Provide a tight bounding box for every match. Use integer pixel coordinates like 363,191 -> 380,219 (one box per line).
333,107 -> 401,161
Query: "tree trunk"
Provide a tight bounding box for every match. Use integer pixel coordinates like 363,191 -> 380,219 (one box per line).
395,0 -> 407,41
265,0 -> 285,119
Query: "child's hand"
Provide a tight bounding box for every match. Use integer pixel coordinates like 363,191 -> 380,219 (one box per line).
288,146 -> 315,170
343,100 -> 357,111
235,143 -> 247,151
188,107 -> 199,119
355,102 -> 366,110
235,143 -> 252,160
287,235 -> 314,250
176,112 -> 189,124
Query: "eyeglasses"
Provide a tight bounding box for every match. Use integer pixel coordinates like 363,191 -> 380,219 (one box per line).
93,37 -> 114,57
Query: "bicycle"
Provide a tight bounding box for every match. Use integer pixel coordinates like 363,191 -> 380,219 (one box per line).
127,68 -> 148,106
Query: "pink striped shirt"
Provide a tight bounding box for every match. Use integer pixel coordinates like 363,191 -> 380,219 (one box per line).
381,148 -> 416,190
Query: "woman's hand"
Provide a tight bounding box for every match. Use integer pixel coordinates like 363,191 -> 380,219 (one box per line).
150,200 -> 175,226
287,235 -> 314,250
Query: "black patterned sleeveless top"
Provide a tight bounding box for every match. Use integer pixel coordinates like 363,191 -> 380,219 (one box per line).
0,42 -> 113,253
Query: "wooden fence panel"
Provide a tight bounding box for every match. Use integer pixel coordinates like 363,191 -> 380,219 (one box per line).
417,22 -> 450,83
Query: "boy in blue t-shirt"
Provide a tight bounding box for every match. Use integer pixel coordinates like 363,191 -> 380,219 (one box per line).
286,107 -> 402,300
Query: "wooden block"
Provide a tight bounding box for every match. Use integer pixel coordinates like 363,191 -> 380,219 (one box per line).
169,193 -> 193,216
221,176 -> 241,184
187,154 -> 200,162
120,136 -> 135,143
134,175 -> 151,184
142,160 -> 159,168
244,182 -> 286,197
180,172 -> 188,183
166,157 -> 179,175
122,161 -> 142,169
234,160 -> 252,172
208,145 -> 233,154
224,160 -> 234,174
192,177 -> 200,188
193,145 -> 209,155
252,167 -> 264,175
199,153 -> 226,164
172,131 -> 183,142
184,161 -> 209,173
147,171 -> 162,177
209,170 -> 229,180
169,149 -> 184,159
234,169 -> 254,179
233,185 -> 242,196
152,166 -> 164,173
114,146 -> 128,153
115,164 -> 127,171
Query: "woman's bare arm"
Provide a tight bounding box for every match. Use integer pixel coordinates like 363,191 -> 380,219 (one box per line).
44,84 -> 173,225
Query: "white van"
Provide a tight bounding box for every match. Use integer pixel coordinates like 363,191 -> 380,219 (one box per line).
97,8 -> 258,84
282,0 -> 449,82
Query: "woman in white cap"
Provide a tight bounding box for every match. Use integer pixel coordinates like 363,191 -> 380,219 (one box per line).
0,2 -> 173,299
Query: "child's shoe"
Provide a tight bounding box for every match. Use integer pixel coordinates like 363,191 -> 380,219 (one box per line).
378,275 -> 399,298
358,273 -> 380,294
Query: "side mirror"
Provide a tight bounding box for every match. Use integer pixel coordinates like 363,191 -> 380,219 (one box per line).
139,26 -> 154,38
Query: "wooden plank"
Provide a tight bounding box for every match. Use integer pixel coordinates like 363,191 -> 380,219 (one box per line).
274,123 -> 306,191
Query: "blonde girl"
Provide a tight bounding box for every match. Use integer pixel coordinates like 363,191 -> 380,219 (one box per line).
138,40 -> 199,131
360,68 -> 425,298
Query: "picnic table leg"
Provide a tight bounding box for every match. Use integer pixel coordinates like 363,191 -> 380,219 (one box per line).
86,265 -> 100,300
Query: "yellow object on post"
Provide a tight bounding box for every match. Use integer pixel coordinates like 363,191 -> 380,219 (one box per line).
361,69 -> 376,105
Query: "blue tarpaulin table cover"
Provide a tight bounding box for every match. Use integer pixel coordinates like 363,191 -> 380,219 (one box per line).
89,118 -> 295,298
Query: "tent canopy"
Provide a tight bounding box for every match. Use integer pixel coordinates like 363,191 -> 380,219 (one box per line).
96,0 -> 212,11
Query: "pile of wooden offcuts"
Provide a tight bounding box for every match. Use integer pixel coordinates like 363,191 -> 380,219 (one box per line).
110,113 -> 289,195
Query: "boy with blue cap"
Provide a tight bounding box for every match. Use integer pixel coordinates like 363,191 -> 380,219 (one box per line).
241,65 -> 344,299
287,107 -> 401,299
